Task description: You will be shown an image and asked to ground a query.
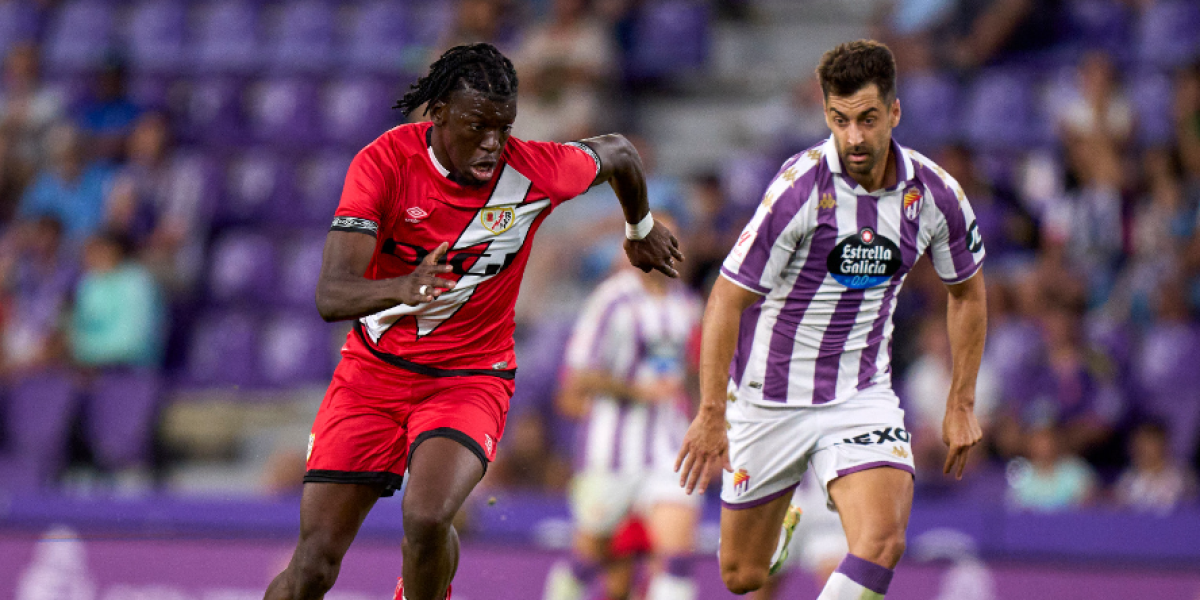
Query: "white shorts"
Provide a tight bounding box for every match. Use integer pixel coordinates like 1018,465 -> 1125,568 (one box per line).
570,468 -> 701,535
720,385 -> 915,511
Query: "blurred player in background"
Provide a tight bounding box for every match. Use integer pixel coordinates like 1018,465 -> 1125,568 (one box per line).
263,43 -> 683,600
676,40 -> 988,599
544,221 -> 703,600
751,474 -> 848,600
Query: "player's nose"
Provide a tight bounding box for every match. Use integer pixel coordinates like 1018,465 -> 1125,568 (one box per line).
847,124 -> 864,146
479,130 -> 501,153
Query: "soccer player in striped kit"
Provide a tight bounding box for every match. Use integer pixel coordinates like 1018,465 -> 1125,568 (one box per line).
676,40 -> 987,599
544,234 -> 703,600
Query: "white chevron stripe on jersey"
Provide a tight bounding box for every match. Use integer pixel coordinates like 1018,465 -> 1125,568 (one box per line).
361,165 -> 548,341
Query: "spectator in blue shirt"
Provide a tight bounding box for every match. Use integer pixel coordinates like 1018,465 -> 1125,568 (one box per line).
76,57 -> 141,164
17,124 -> 114,241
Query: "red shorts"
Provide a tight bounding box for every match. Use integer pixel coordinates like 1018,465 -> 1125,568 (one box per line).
304,354 -> 514,496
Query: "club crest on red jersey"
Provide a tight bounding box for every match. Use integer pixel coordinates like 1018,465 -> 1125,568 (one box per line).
480,207 -> 515,234
902,187 -> 922,220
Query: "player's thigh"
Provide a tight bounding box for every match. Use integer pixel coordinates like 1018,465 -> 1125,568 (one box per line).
646,503 -> 698,555
296,482 -> 382,555
641,473 -> 701,554
719,491 -> 793,569
826,467 -> 913,553
402,376 -> 512,522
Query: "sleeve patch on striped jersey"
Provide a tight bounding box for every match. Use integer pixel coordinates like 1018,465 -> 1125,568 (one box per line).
330,216 -> 379,236
566,141 -> 602,177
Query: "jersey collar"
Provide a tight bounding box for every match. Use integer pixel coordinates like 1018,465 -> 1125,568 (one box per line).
425,125 -> 452,179
823,136 -> 915,194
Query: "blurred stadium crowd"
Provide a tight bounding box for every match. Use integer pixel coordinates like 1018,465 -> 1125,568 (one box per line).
0,0 -> 1198,522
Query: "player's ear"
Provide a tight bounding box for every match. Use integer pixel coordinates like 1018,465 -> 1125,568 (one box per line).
890,97 -> 901,128
429,100 -> 448,127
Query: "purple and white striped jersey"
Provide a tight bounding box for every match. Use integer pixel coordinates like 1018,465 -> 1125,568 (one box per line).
565,270 -> 702,473
721,136 -> 985,407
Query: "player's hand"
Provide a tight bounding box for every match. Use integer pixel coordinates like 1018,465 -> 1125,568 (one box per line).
624,220 -> 685,278
397,242 -> 456,305
942,403 -> 982,480
675,408 -> 732,495
633,377 -> 685,405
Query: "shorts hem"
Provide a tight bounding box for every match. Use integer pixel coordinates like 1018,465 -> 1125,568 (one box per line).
835,461 -> 915,478
410,427 -> 490,476
722,482 -> 799,511
303,470 -> 405,497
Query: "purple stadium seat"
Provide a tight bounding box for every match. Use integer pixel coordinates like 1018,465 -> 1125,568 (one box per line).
895,73 -> 959,148
244,77 -> 322,146
185,310 -> 262,387
342,0 -> 412,73
277,231 -> 326,308
1129,71 -> 1175,147
174,77 -> 245,146
282,152 -> 353,227
963,70 -> 1039,150
0,370 -> 79,491
43,0 -> 115,73
267,0 -> 336,73
192,0 -> 262,74
207,230 -> 279,305
626,0 -> 710,79
0,1 -> 39,57
260,311 -> 333,385
322,77 -> 394,147
84,371 -> 161,471
222,149 -> 296,225
1136,0 -> 1200,69
1067,0 -> 1134,59
127,0 -> 188,73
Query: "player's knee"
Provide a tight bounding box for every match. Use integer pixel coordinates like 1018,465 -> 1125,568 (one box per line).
290,540 -> 343,595
720,560 -> 768,595
402,504 -> 455,548
851,529 -> 907,568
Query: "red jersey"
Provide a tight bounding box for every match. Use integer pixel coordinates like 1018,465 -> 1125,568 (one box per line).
331,122 -> 600,376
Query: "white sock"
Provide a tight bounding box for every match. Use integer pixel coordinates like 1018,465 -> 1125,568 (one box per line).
646,573 -> 697,600
816,554 -> 893,600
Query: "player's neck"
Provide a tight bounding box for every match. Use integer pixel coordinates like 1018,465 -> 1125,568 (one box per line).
850,143 -> 897,193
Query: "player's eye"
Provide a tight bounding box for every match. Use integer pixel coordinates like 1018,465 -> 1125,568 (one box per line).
501,125 -> 512,134
469,123 -> 483,131
864,118 -> 876,126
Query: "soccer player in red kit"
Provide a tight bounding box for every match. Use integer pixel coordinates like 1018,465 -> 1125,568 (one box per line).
263,43 -> 683,600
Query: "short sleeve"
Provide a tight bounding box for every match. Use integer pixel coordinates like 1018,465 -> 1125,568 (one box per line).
565,292 -> 633,373
928,179 -> 986,284
719,185 -> 811,295
515,139 -> 600,206
331,144 -> 395,237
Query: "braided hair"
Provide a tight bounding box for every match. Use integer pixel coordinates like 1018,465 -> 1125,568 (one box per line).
394,43 -> 518,117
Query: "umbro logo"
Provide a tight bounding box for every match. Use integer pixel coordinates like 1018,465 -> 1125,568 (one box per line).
406,206 -> 430,223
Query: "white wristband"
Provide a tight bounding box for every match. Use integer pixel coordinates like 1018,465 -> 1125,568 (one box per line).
625,212 -> 654,240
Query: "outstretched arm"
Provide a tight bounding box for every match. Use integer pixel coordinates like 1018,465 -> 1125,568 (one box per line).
943,270 -> 988,479
576,134 -> 684,277
314,232 -> 456,322
675,276 -> 760,494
